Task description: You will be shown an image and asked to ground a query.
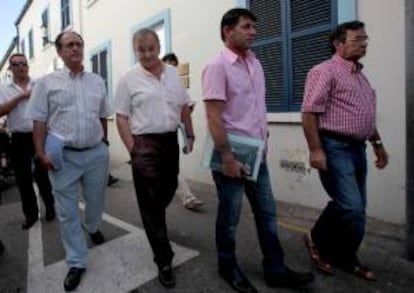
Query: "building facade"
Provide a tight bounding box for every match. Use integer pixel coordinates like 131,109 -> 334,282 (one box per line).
0,0 -> 408,229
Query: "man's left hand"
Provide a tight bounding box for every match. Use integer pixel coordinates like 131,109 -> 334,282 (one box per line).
373,144 -> 388,169
183,137 -> 194,154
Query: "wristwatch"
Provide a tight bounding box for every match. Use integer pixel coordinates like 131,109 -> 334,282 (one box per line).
370,139 -> 382,147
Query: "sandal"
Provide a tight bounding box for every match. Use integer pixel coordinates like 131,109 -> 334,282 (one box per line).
352,265 -> 376,281
303,234 -> 334,275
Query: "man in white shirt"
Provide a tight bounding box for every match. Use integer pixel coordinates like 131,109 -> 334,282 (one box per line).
0,53 -> 55,230
26,32 -> 110,292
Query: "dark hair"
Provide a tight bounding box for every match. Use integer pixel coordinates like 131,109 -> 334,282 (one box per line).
220,8 -> 256,41
9,53 -> 27,65
54,31 -> 84,50
330,21 -> 365,54
162,53 -> 179,64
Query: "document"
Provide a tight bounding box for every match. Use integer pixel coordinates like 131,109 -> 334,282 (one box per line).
201,132 -> 265,181
44,131 -> 65,171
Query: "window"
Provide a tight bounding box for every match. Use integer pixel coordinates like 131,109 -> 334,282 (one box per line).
248,0 -> 337,112
41,8 -> 49,47
131,9 -> 171,64
28,29 -> 34,59
20,39 -> 25,56
91,49 -> 109,90
61,0 -> 71,30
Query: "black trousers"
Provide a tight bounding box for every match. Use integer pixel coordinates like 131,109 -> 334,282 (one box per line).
131,132 -> 179,267
11,132 -> 54,220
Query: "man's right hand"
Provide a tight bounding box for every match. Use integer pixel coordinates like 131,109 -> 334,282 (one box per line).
309,148 -> 327,171
36,153 -> 56,171
222,154 -> 244,178
20,90 -> 31,100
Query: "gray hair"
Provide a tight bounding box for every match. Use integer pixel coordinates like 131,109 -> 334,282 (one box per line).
132,28 -> 160,49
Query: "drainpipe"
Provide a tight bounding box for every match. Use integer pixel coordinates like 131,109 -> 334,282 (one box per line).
406,0 -> 414,261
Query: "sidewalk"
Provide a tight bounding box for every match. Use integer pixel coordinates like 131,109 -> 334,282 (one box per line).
0,160 -> 413,292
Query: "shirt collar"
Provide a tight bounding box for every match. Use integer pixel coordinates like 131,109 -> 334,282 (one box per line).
332,55 -> 364,73
9,77 -> 35,89
62,65 -> 85,78
222,46 -> 255,64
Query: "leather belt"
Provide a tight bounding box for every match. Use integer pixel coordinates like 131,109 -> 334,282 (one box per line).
319,130 -> 365,144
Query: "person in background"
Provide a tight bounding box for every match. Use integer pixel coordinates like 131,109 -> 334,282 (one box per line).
115,28 -> 195,289
301,21 -> 388,281
162,53 -> 203,210
202,8 -> 314,293
26,31 -> 110,292
0,53 -> 55,230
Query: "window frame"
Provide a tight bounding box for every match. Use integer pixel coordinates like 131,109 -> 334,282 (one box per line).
61,0 -> 72,30
41,8 -> 50,47
28,29 -> 34,59
89,41 -> 112,101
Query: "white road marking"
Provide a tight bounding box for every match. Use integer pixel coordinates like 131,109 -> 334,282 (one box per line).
27,203 -> 199,293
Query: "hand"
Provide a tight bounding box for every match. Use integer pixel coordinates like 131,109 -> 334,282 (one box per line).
20,90 -> 31,100
36,154 -> 56,171
222,154 -> 244,178
183,137 -> 194,154
373,144 -> 388,169
309,148 -> 327,171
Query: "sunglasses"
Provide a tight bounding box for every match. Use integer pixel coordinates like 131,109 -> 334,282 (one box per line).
10,62 -> 28,68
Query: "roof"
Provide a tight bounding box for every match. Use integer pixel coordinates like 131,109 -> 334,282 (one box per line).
14,0 -> 33,26
0,37 -> 18,71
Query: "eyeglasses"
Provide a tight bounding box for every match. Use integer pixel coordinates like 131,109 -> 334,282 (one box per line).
347,36 -> 369,43
10,62 -> 28,68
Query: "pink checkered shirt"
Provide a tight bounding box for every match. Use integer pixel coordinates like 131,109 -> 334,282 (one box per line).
301,55 -> 376,140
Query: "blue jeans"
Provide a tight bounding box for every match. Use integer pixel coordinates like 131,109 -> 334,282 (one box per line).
212,162 -> 285,273
312,136 -> 367,268
49,142 -> 109,268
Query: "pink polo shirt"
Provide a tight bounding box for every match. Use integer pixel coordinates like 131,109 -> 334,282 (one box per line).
202,47 -> 267,140
302,55 -> 376,140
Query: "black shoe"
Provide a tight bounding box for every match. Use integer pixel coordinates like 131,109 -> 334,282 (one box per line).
264,267 -> 315,289
107,174 -> 119,187
89,230 -> 105,245
219,266 -> 258,293
158,265 -> 176,288
0,240 -> 4,255
45,207 -> 55,221
64,267 -> 86,291
22,217 -> 38,230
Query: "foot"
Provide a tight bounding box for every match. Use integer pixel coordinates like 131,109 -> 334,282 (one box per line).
89,230 -> 105,245
183,197 -> 204,211
158,264 -> 176,288
219,266 -> 258,293
303,233 -> 334,275
351,265 -> 376,281
107,174 -> 119,187
64,267 -> 86,291
264,267 -> 315,289
45,207 -> 55,221
22,217 -> 38,230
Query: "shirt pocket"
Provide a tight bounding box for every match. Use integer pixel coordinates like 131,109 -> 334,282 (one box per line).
85,92 -> 102,114
49,89 -> 73,110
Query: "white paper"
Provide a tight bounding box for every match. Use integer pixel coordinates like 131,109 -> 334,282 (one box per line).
44,131 -> 65,171
201,132 -> 264,181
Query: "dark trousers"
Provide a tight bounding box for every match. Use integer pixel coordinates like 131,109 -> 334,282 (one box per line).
131,132 -> 179,267
11,132 -> 54,220
311,136 -> 367,268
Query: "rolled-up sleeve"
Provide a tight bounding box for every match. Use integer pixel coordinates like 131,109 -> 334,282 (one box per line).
25,77 -> 48,122
114,76 -> 131,117
301,66 -> 332,113
202,62 -> 226,102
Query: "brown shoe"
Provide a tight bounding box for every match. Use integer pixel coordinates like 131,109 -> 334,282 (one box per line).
303,233 -> 334,275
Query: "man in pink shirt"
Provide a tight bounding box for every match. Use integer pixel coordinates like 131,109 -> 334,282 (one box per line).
302,21 -> 388,281
203,8 -> 314,293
